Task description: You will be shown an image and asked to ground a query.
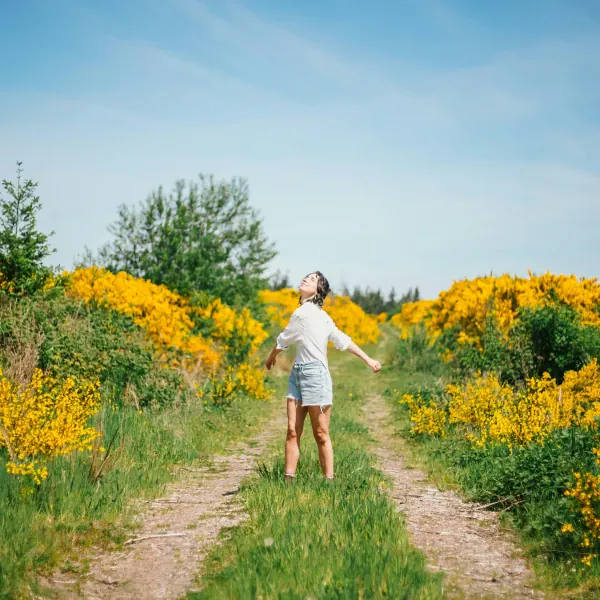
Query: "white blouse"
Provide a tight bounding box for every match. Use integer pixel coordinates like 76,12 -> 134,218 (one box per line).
276,301 -> 352,367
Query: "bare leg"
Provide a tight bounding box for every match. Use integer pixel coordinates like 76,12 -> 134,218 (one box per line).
308,406 -> 333,478
285,398 -> 308,480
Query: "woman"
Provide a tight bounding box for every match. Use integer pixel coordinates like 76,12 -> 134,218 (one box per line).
265,271 -> 381,481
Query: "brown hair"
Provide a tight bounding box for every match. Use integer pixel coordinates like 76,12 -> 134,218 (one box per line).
300,271 -> 331,308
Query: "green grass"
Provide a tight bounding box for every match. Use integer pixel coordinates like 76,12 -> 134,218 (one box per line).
0,395 -> 274,599
189,347 -> 444,600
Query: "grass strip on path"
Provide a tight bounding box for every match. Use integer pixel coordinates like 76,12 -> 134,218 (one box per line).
189,349 -> 444,600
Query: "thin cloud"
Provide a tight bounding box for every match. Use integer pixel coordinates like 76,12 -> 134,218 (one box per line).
166,0 -> 600,128
169,0 -> 357,84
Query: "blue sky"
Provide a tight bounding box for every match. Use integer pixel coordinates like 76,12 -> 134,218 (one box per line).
1,0 -> 599,298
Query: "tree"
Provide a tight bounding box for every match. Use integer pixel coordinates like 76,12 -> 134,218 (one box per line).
388,286 -> 396,306
269,269 -> 291,290
342,283 -> 422,316
0,162 -> 55,295
96,174 -> 277,307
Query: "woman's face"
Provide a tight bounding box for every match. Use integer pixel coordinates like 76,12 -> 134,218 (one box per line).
299,272 -> 319,297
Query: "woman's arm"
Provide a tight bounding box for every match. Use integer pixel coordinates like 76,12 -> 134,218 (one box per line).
329,323 -> 381,373
265,313 -> 303,370
346,341 -> 381,373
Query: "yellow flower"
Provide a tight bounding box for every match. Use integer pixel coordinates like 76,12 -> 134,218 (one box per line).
400,393 -> 447,437
193,298 -> 268,357
65,267 -> 221,371
389,272 -> 600,346
0,367 -> 102,484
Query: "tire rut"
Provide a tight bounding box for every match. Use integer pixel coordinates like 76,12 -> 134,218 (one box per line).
41,407 -> 287,600
365,393 -> 544,599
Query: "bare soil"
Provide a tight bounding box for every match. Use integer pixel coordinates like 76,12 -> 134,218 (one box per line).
366,393 -> 545,599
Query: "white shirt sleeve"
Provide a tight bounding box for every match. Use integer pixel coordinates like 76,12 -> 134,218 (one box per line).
276,313 -> 304,350
329,322 -> 352,351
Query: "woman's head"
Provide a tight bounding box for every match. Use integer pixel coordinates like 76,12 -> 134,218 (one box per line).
299,271 -> 330,307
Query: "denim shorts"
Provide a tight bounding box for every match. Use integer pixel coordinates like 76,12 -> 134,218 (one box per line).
287,360 -> 333,409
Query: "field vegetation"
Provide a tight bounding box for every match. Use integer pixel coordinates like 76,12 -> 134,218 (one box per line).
388,273 -> 600,590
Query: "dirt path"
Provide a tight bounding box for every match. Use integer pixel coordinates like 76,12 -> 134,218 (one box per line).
42,407 -> 287,600
366,393 -> 544,599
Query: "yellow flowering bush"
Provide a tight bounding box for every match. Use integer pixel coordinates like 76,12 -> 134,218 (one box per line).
325,295 -> 381,345
259,288 -> 299,329
392,271 -> 600,569
207,363 -> 272,405
390,272 -> 600,347
0,268 -> 57,295
451,363 -> 600,447
0,270 -> 13,293
194,298 -> 268,357
0,368 -> 101,483
399,361 -> 600,566
560,444 -> 600,565
563,472 -> 600,565
65,268 -> 276,402
390,300 -> 436,339
401,392 -> 446,437
259,288 -> 381,345
66,267 -> 221,369
401,360 -> 600,447
235,363 -> 271,400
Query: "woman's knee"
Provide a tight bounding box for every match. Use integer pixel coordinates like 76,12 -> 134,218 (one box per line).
287,426 -> 299,442
313,428 -> 329,445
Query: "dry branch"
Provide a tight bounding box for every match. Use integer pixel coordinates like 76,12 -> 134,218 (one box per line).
123,532 -> 187,546
471,497 -> 511,511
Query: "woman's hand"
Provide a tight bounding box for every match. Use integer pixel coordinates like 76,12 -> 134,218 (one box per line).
265,342 -> 283,371
265,354 -> 277,370
346,341 -> 381,373
367,358 -> 381,373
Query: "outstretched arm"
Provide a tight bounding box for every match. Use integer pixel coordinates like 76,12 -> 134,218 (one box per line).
346,341 -> 381,373
329,324 -> 381,373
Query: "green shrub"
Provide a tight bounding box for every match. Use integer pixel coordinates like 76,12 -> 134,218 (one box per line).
389,325 -> 448,377
0,290 -> 191,408
449,304 -> 600,385
449,426 -> 598,557
514,304 -> 600,383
